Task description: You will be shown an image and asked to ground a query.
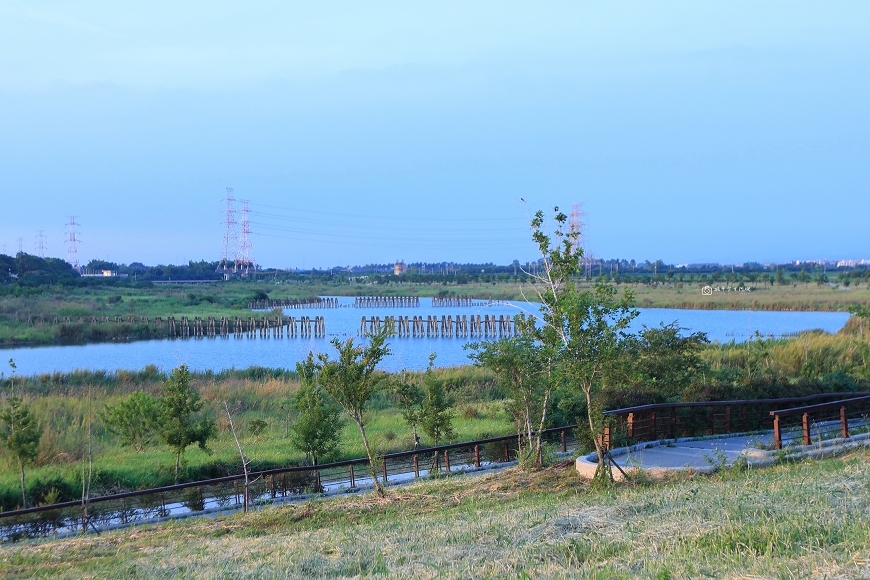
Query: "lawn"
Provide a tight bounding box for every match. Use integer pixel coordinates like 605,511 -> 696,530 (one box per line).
2,451 -> 868,578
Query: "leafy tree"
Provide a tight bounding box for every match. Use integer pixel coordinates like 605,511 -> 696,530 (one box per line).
317,329 -> 391,496
289,353 -> 343,468
0,398 -> 41,508
467,322 -> 550,465
528,208 -> 637,478
418,355 -> 455,469
99,392 -> 162,452
158,365 -> 216,482
621,323 -> 709,401
392,370 -> 423,444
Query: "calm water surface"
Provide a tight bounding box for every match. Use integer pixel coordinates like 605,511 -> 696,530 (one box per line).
1,297 -> 850,376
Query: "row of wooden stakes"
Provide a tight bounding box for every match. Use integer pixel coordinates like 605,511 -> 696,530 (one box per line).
358,313 -> 535,338
28,315 -> 326,338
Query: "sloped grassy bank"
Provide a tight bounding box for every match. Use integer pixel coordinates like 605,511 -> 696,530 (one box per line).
2,452 -> 869,579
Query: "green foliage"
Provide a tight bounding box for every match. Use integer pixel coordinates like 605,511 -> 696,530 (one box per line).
317,329 -> 392,495
530,208 -> 637,473
603,322 -> 710,408
289,353 -> 343,466
158,365 -> 217,481
0,397 -> 42,507
467,329 -> 546,452
418,355 -> 455,447
99,391 -> 161,452
248,419 -> 268,437
391,370 -> 424,441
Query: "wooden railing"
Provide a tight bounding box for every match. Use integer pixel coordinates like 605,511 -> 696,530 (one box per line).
770,395 -> 870,449
0,426 -> 578,542
602,393 -> 869,448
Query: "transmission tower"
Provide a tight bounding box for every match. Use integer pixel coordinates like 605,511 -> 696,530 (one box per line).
35,230 -> 47,258
18,237 -> 24,254
569,202 -> 595,279
219,188 -> 238,273
65,216 -> 81,271
236,199 -> 254,275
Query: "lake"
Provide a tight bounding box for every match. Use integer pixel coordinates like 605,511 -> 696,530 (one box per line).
1,297 -> 850,376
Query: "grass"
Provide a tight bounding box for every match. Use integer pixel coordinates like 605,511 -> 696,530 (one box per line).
2,451 -> 869,578
622,280 -> 870,312
0,366 -> 508,510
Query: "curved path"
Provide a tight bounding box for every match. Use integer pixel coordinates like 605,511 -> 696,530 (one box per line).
576,431 -> 870,480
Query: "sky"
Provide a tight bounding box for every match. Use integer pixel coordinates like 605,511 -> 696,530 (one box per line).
0,1 -> 868,269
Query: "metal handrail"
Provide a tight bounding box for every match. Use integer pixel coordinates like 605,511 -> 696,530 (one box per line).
602,392 -> 868,416
769,395 -> 870,418
0,424 -> 578,520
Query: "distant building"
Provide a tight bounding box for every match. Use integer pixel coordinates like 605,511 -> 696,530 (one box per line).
394,260 -> 407,276
81,270 -> 127,278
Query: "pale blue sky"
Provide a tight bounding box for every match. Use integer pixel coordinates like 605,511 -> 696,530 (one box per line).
1,2 -> 868,268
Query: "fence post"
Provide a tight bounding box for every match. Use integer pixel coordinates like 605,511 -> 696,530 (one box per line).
840,405 -> 849,439
503,440 -> 510,462
773,414 -> 782,450
690,406 -> 696,437
802,412 -> 811,446
349,464 -> 355,488
413,454 -> 420,477
725,406 -> 731,434
444,450 -> 451,473
561,430 -> 567,453
383,458 -> 388,483
603,426 -> 611,452
670,407 -> 676,439
474,445 -> 481,468
650,411 -> 657,440
627,413 -> 634,438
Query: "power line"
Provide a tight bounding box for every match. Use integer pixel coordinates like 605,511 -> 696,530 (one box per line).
247,201 -> 524,223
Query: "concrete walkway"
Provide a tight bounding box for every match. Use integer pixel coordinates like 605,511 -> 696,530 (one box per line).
575,431 -> 870,480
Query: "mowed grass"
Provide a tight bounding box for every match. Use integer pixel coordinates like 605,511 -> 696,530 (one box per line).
3,451 -> 869,579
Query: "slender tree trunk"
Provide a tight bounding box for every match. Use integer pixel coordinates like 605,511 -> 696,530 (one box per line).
174,452 -> 181,483
18,459 -> 26,508
534,387 -> 552,467
354,416 -> 384,497
584,386 -> 606,478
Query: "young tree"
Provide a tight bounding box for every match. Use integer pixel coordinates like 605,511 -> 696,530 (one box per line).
316,329 -> 391,496
392,369 -> 423,446
158,365 -> 216,482
418,355 -> 455,470
526,208 -> 637,478
0,398 -> 41,508
289,353 -> 344,468
467,325 -> 549,466
99,391 -> 162,452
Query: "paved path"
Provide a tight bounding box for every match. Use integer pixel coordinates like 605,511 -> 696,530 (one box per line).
575,431 -> 869,480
